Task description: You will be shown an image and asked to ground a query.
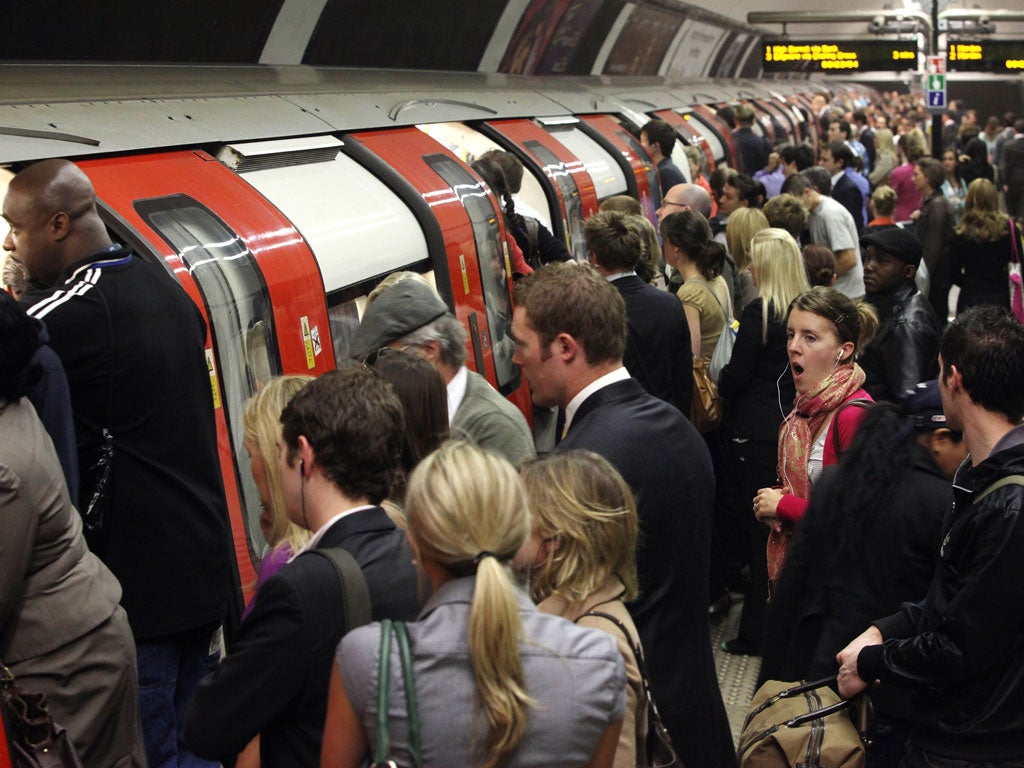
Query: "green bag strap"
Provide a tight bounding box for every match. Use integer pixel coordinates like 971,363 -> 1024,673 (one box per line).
370,620 -> 422,768
974,474 -> 1024,504
393,622 -> 422,767
373,619 -> 394,767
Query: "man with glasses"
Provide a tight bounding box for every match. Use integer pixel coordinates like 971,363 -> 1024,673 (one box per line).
657,183 -> 713,222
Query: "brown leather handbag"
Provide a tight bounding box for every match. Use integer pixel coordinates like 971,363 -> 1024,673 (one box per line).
690,357 -> 722,433
1,663 -> 83,768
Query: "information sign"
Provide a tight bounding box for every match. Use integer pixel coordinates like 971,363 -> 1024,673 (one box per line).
761,39 -> 918,73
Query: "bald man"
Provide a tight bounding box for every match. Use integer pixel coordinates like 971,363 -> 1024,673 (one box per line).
656,182 -> 713,222
4,159 -> 232,768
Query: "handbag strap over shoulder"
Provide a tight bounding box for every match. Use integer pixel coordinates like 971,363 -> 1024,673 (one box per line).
577,610 -> 673,756
371,620 -> 422,768
307,546 -> 372,630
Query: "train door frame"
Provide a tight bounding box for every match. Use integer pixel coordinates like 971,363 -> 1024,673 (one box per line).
344,126 -> 531,418
79,150 -> 336,615
577,113 -> 661,221
689,104 -> 739,169
477,118 -> 599,262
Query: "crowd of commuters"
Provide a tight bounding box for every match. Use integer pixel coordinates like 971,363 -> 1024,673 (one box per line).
2,91 -> 1024,768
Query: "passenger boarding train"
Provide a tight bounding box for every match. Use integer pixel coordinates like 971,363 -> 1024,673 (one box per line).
0,64 -> 874,611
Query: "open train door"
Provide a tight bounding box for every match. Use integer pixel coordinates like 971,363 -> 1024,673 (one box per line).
478,119 -> 599,262
79,151 -> 335,627
344,127 -> 532,420
690,104 -> 740,169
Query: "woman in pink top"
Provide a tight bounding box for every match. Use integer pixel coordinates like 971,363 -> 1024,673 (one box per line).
753,287 -> 878,584
890,133 -> 927,222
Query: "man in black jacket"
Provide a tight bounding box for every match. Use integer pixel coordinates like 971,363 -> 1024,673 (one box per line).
185,369 -> 420,766
859,227 -> 941,403
838,306 -> 1024,767
6,159 -> 232,768
585,210 -> 692,415
511,263 -> 736,768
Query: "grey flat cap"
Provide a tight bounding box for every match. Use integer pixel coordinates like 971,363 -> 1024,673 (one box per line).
350,280 -> 449,358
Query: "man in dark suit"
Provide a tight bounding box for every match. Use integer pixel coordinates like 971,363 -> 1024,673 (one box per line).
1002,119 -> 1024,220
821,141 -> 865,231
585,209 -> 692,415
512,264 -> 736,768
184,369 -> 420,767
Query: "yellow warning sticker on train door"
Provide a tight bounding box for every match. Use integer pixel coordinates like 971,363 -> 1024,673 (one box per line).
205,348 -> 222,409
300,316 -> 316,369
459,253 -> 469,294
502,239 -> 512,279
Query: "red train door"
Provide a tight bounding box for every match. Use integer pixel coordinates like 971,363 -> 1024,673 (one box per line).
479,118 -> 598,262
345,127 -> 532,420
579,113 -> 661,220
80,150 -> 334,614
692,104 -> 740,169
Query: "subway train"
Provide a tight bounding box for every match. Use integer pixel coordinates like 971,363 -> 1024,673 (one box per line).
0,64 -> 876,613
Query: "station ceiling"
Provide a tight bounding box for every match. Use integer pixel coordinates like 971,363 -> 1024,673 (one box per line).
2,0 -> 1022,79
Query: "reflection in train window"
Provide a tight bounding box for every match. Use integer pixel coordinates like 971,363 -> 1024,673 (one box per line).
522,140 -> 587,262
135,195 -> 282,565
424,154 -> 521,396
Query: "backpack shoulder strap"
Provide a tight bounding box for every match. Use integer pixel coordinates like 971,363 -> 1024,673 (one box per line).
307,547 -> 372,630
974,474 -> 1024,504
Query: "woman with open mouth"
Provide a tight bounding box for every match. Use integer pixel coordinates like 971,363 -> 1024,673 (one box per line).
752,286 -> 879,587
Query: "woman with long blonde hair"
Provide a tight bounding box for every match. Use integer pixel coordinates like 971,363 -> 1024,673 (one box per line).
518,451 -> 644,768
322,441 -> 625,768
242,375 -> 313,615
949,178 -> 1014,313
717,229 -> 809,655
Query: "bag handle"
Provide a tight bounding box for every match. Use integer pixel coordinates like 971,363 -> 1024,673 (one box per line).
371,620 -> 422,768
577,610 -> 679,765
744,676 -> 874,743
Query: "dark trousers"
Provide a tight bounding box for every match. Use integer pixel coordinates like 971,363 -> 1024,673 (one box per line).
723,436 -> 779,648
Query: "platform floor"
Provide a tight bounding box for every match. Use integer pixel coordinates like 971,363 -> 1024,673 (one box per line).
710,595 -> 761,746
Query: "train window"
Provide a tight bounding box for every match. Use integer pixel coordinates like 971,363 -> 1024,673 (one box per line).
424,154 -> 521,395
222,139 -> 429,295
682,113 -> 726,167
541,125 -> 629,201
135,194 -> 282,563
522,140 -> 587,262
417,122 -> 554,231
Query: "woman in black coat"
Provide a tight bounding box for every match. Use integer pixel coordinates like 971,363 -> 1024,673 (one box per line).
760,387 -> 968,767
717,228 -> 809,655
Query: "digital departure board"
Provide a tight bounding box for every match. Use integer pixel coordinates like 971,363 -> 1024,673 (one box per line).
947,40 -> 1024,72
762,40 -> 919,73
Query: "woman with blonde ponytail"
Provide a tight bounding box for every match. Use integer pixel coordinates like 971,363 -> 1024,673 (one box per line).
321,440 -> 625,768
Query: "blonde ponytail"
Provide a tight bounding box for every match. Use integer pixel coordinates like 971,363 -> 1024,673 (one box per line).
470,556 -> 532,767
404,441 -> 534,766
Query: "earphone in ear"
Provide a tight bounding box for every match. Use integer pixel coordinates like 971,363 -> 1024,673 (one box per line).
300,459 -> 305,475
835,350 -> 844,364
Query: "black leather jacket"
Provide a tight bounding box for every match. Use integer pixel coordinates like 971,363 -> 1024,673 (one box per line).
858,432 -> 1024,761
861,284 -> 941,403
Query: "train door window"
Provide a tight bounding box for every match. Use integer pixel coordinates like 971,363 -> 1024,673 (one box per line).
135,194 -> 282,560
541,123 -> 628,202
615,128 -> 661,207
424,154 -> 521,395
220,137 -> 430,361
418,122 -> 554,231
522,140 -> 587,262
683,113 -> 726,167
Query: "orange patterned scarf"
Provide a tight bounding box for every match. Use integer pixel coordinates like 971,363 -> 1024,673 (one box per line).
767,363 -> 866,581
